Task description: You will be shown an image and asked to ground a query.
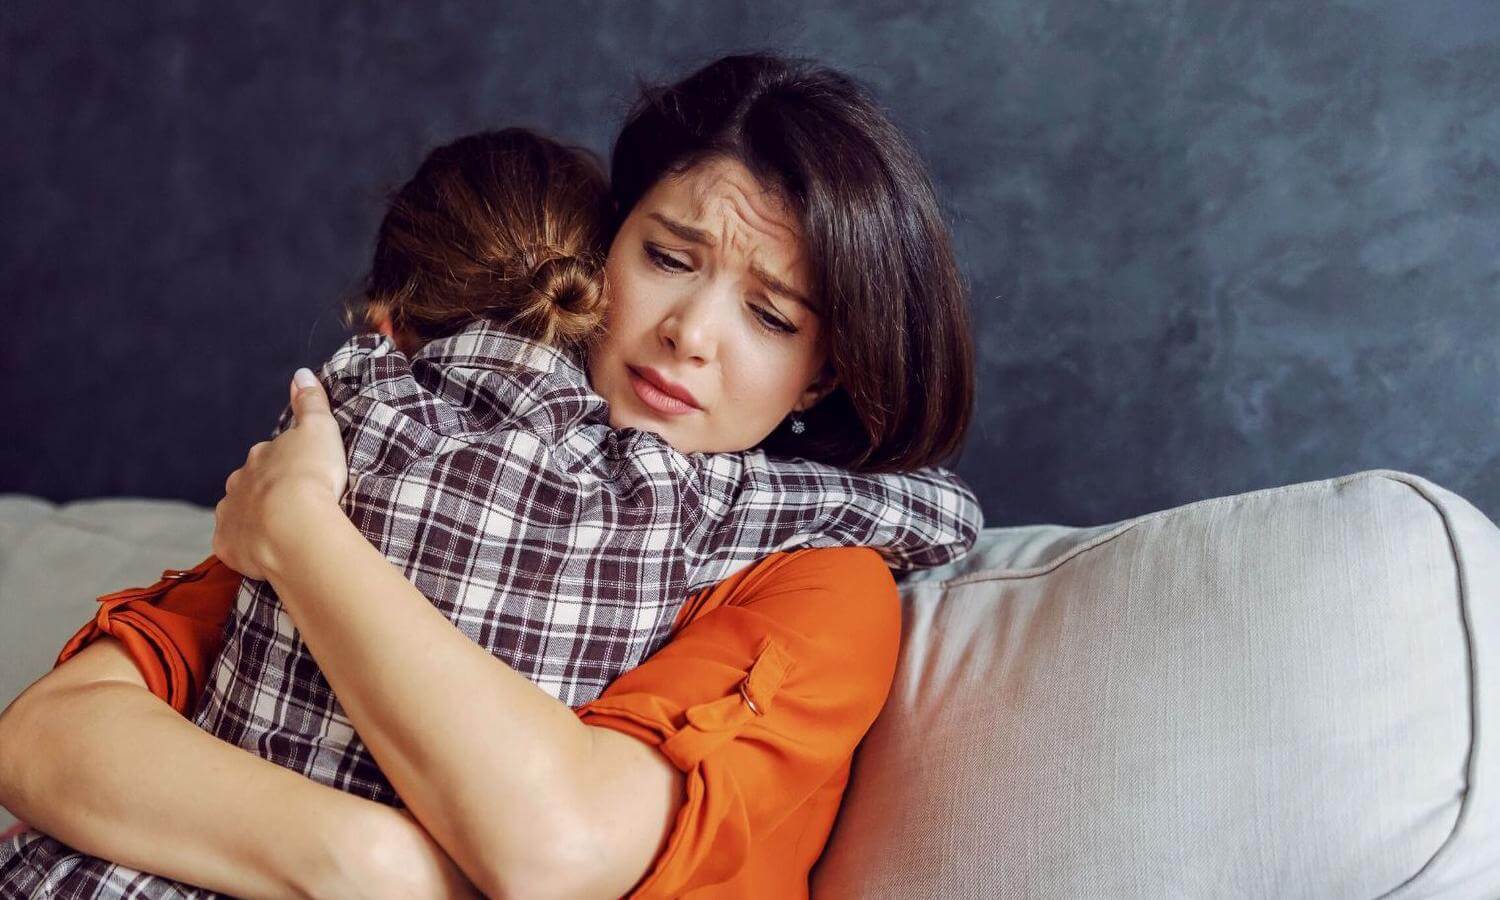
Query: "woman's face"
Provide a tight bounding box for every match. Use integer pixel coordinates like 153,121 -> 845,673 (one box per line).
586,156 -> 836,454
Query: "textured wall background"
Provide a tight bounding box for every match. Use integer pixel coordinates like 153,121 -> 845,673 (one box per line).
2,1 -> 1496,527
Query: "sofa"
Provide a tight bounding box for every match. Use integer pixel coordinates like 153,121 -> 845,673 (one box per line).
2,468 -> 1497,898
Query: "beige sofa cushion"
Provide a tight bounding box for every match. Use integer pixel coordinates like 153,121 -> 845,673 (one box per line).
5,470 -> 1497,896
812,469 -> 1499,898
0,496 -> 216,831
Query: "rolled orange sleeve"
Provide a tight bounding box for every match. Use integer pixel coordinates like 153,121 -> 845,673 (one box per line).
575,546 -> 904,898
53,554 -> 241,717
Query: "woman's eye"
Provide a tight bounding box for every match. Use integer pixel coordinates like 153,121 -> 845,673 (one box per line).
644,243 -> 690,273
643,241 -> 796,335
755,307 -> 797,335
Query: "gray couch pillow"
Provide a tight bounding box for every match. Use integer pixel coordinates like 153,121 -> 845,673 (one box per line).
0,496 -> 217,832
812,469 -> 1499,899
0,497 -> 215,720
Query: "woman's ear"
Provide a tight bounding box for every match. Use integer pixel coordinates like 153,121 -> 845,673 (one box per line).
795,366 -> 839,412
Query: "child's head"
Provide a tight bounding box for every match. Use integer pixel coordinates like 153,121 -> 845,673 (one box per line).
343,128 -> 613,355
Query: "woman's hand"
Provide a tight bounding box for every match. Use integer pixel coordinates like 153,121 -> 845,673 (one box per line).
213,369 -> 348,580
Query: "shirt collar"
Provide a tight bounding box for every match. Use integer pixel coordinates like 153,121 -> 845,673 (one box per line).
406,317 -> 590,388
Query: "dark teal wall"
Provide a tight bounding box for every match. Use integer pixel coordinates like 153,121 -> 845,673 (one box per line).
3,1 -> 1496,526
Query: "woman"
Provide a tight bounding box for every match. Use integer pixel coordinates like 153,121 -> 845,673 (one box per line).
0,51 -> 974,898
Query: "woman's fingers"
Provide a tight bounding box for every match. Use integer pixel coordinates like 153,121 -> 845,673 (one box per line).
211,375 -> 348,580
211,497 -> 232,570
290,368 -> 330,425
290,366 -> 316,398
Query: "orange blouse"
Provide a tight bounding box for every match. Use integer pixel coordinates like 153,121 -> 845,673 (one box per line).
48,545 -> 902,898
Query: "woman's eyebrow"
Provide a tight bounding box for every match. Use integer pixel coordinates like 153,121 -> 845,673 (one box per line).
750,264 -> 817,313
647,212 -> 818,313
649,212 -> 714,246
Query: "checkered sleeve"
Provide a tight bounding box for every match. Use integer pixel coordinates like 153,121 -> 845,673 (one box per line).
680,451 -> 984,591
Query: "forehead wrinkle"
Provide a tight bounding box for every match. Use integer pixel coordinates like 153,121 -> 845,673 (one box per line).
675,165 -> 812,309
684,164 -> 798,246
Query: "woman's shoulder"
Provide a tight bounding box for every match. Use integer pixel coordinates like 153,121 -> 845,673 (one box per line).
684,546 -> 903,694
723,545 -> 900,616
747,545 -> 901,658
594,545 -> 902,723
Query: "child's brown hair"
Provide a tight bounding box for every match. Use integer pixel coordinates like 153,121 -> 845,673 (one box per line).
341,128 -> 613,354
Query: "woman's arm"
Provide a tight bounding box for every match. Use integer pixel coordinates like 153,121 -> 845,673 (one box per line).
214,375 -> 685,898
0,636 -> 478,899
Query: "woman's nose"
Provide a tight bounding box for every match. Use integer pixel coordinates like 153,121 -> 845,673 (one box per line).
659,296 -> 718,361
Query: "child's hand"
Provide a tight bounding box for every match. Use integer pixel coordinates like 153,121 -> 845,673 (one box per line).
212,369 -> 349,579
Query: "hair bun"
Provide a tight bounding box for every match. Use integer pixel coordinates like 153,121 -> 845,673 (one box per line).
529,255 -> 602,314
514,253 -> 608,348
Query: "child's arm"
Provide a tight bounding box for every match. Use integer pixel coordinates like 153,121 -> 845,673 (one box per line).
679,451 -> 985,590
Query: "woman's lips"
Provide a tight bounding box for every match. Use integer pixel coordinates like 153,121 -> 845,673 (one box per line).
628,367 -> 699,416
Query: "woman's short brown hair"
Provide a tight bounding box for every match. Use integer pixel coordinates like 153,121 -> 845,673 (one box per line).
343,127 -> 613,355
612,53 -> 975,473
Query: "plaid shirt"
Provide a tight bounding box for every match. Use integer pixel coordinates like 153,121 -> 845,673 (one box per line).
0,317 -> 981,898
